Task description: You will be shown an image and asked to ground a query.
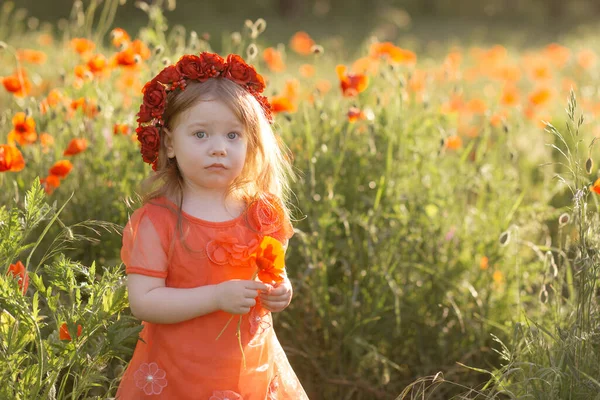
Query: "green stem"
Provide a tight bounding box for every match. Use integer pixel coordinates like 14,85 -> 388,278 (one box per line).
215,315 -> 234,341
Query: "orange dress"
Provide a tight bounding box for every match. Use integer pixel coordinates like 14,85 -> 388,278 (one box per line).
115,195 -> 309,399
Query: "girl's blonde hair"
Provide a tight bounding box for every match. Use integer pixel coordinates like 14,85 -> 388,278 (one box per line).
141,78 -> 295,224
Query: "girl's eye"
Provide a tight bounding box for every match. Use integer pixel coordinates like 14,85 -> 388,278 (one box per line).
194,131 -> 206,139
227,132 -> 240,139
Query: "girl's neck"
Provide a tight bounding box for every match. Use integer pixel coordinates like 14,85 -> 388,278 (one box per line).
178,186 -> 247,222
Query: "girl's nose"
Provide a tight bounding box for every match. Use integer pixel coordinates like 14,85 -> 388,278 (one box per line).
210,147 -> 226,156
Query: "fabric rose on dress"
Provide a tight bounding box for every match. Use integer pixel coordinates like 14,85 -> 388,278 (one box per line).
133,362 -> 168,395
206,235 -> 260,267
246,194 -> 292,241
210,390 -> 243,400
249,300 -> 271,336
267,375 -> 280,399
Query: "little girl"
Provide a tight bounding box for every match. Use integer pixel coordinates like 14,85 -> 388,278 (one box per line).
115,52 -> 309,399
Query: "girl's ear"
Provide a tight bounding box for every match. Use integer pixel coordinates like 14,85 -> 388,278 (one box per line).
163,127 -> 175,158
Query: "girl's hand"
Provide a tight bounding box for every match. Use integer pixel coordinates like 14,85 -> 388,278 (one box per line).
259,277 -> 293,313
215,280 -> 270,314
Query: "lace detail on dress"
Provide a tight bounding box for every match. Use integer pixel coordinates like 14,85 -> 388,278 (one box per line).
209,390 -> 243,400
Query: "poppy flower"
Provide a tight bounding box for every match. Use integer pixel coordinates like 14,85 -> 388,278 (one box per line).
64,138 -> 88,156
49,160 -> 73,178
480,256 -> 489,270
290,31 -> 315,55
500,85 -> 520,107
0,145 -> 25,172
59,322 -> 82,341
113,123 -> 130,135
591,178 -> 600,195
16,49 -> 47,64
8,112 -> 37,146
7,261 -> 29,294
445,135 -> 463,150
299,64 -> 315,78
39,133 -> 55,150
336,65 -> 369,97
347,107 -> 366,122
315,79 -> 332,94
369,42 -> 416,65
465,98 -> 487,114
111,28 -> 131,48
40,175 -> 60,195
577,49 -> 597,70
263,47 -> 286,72
270,96 -> 296,113
87,54 -> 108,76
544,43 -> 570,68
253,236 -> 286,285
37,33 -> 53,46
528,87 -> 552,107
2,69 -> 32,97
70,38 -> 95,55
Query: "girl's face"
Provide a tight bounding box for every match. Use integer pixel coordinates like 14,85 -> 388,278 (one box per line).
165,99 -> 248,194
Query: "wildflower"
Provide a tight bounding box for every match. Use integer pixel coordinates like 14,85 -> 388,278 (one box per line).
528,87 -> 552,107
347,107 -> 366,123
499,230 -> 511,246
263,47 -> 286,72
493,270 -> 504,284
59,322 -> 82,341
49,160 -> 73,179
0,145 -> 25,172
70,38 -> 95,55
577,49 -> 596,70
87,54 -> 108,76
480,256 -> 489,270
16,48 -> 47,64
270,96 -> 296,113
40,175 -> 60,194
299,64 -> 315,78
590,178 -> 600,195
369,42 -> 416,65
290,31 -> 315,55
2,69 -> 32,97
336,65 -> 369,97
113,123 -> 130,135
253,236 -> 286,285
64,138 -> 88,156
315,79 -> 331,94
351,56 -> 380,75
544,43 -> 570,68
8,112 -> 37,146
110,28 -> 131,48
500,85 -> 520,107
445,135 -> 462,150
465,98 -> 486,114
7,261 -> 29,294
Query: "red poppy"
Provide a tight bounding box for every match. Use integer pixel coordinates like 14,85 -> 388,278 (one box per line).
40,175 -> 61,194
0,145 -> 25,172
336,65 -> 369,97
59,322 -> 82,341
16,49 -> 47,64
8,112 -> 37,146
347,107 -> 366,122
49,160 -> 73,178
7,261 -> 29,294
63,138 -> 88,156
263,47 -> 286,72
2,69 -> 32,97
290,31 -> 315,55
70,38 -> 95,55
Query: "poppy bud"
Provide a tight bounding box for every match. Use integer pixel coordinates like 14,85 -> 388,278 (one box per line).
154,45 -> 164,55
246,43 -> 258,60
255,18 -> 266,34
499,230 -> 510,246
558,212 -> 570,226
311,45 -> 324,55
586,157 -> 593,174
161,57 -> 171,66
24,108 -> 31,117
166,0 -> 176,11
134,54 -> 141,64
231,32 -> 241,45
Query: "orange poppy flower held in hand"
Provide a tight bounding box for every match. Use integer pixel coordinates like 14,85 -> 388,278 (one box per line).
253,236 -> 286,285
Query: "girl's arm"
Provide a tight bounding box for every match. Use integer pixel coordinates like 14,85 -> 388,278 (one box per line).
127,274 -> 269,324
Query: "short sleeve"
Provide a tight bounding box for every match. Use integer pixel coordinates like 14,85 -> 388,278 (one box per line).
121,207 -> 169,278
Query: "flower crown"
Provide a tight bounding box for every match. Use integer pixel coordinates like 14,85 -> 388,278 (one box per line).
135,52 -> 273,171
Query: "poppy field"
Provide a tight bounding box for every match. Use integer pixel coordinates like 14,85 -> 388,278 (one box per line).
1,0 -> 600,399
